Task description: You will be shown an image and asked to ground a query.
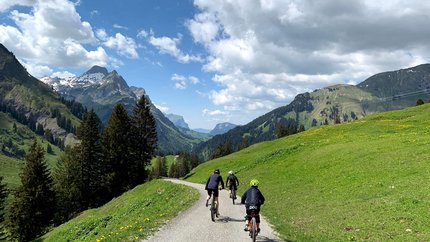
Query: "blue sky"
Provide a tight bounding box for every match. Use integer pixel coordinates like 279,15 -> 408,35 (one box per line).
1,0 -> 430,129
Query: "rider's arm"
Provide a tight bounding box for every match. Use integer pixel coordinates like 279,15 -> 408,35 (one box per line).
259,191 -> 265,205
235,177 -> 239,186
241,190 -> 247,204
205,177 -> 210,190
220,176 -> 225,189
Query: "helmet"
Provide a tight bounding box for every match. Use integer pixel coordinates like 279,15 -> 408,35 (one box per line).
229,170 -> 234,175
214,169 -> 220,174
250,179 -> 259,187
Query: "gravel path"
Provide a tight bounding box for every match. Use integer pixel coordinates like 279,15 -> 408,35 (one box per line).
143,178 -> 281,242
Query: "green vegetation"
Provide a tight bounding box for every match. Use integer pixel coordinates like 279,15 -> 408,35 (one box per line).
9,139 -> 55,241
186,104 -> 430,241
40,179 -> 199,242
0,112 -> 63,188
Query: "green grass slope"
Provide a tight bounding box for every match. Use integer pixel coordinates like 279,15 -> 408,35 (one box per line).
40,179 -> 199,242
186,104 -> 430,241
0,112 -> 64,188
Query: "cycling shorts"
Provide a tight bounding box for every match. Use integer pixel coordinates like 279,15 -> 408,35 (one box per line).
207,188 -> 219,197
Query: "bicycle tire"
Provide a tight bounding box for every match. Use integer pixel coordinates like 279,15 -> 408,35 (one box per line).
251,217 -> 257,242
232,190 -> 235,204
210,197 -> 215,222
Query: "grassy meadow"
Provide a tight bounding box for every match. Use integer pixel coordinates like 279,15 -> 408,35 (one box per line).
39,179 -> 199,242
185,103 -> 430,241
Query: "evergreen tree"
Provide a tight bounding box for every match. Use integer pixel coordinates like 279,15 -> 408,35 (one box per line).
151,156 -> 167,179
130,96 -> 157,186
9,139 -> 55,242
53,146 -> 84,224
77,110 -> 106,208
47,143 -> 53,154
416,98 -> 424,106
103,104 -> 132,196
298,124 -> 305,133
168,162 -> 178,178
13,122 -> 17,132
276,123 -> 288,138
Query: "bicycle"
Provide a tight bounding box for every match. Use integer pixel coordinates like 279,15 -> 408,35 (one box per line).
229,188 -> 236,204
247,208 -> 259,242
209,188 -> 221,221
209,191 -> 217,221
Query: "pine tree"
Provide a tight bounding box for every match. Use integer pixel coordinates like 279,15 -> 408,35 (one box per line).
9,139 -> 55,242
416,98 -> 424,106
152,156 -> 168,179
47,143 -> 53,154
53,146 -> 84,224
130,96 -> 157,186
103,104 -> 132,196
77,110 -> 106,208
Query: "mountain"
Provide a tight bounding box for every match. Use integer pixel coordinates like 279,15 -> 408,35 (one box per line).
42,66 -> 204,154
357,63 -> 430,107
165,113 -> 189,129
194,64 -> 430,160
209,122 -> 237,135
0,44 -> 80,148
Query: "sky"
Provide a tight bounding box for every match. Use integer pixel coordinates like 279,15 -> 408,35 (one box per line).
1,0 -> 430,129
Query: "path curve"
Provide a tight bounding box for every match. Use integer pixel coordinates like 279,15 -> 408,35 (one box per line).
143,178 -> 281,242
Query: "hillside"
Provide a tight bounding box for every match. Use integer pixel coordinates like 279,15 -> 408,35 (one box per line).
194,64 -> 430,161
194,84 -> 377,160
0,112 -> 64,188
39,179 -> 199,242
186,103 -> 430,241
0,44 -> 80,147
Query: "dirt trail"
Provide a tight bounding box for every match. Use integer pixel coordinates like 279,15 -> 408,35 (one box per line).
143,178 -> 281,242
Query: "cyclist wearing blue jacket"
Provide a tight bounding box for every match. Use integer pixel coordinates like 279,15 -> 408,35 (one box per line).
205,169 -> 225,216
241,179 -> 265,232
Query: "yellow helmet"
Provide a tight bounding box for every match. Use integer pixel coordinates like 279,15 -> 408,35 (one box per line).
250,179 -> 259,187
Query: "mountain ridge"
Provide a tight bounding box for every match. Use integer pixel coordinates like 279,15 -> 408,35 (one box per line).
41,66 -> 205,154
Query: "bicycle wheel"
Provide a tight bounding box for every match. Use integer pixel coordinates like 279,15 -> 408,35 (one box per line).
232,190 -> 235,204
251,217 -> 257,242
210,198 -> 215,222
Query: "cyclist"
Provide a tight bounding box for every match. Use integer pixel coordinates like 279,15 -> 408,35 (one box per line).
241,179 -> 265,233
225,170 -> 239,199
205,169 -> 225,216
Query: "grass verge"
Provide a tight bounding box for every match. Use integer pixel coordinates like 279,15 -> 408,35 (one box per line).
39,179 -> 199,242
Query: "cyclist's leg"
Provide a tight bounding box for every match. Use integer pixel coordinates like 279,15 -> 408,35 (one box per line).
244,209 -> 251,231
256,208 -> 261,232
214,189 -> 220,215
205,190 -> 212,207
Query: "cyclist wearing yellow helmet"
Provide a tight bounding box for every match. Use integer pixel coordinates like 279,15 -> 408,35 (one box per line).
241,179 -> 265,233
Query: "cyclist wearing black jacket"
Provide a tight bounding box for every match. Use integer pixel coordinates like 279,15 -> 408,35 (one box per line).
241,179 -> 265,232
205,169 -> 225,216
226,170 -> 239,199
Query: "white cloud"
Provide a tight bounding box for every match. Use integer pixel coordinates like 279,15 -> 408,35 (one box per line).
189,0 -> 430,124
51,70 -> 75,78
113,24 -> 128,30
203,108 -> 228,116
143,30 -> 203,63
0,0 -> 34,12
103,33 -> 139,59
0,0 -> 112,75
171,73 -> 200,89
154,103 -> 169,113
